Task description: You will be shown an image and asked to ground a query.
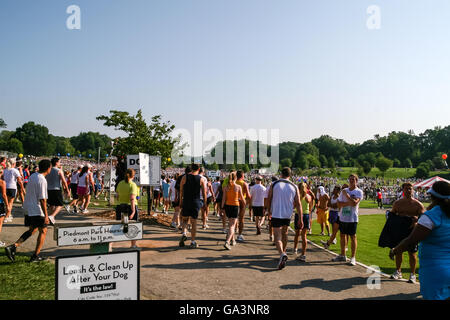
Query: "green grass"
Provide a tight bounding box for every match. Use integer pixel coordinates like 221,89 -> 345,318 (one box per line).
302,214 -> 420,281
0,253 -> 55,300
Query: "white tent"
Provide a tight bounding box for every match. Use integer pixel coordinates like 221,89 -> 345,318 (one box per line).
413,176 -> 450,189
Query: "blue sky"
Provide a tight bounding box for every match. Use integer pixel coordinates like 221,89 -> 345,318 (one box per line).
1,0 -> 449,149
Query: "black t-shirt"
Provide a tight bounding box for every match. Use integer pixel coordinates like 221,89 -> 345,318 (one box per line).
175,174 -> 184,191
183,174 -> 202,204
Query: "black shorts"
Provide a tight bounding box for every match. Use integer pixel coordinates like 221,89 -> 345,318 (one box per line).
70,183 -> 79,200
215,197 -> 222,204
48,190 -> 64,207
339,221 -> 358,236
154,190 -> 161,198
172,201 -> 179,208
182,200 -> 203,219
207,197 -> 213,205
115,204 -> 139,221
271,217 -> 291,228
24,215 -> 47,228
295,213 -> 310,231
225,205 -> 239,219
252,206 -> 264,217
6,189 -> 17,198
0,203 -> 6,217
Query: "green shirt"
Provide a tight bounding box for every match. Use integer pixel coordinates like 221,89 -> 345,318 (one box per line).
117,180 -> 139,204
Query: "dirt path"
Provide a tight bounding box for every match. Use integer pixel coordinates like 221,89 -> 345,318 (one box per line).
1,205 -> 421,300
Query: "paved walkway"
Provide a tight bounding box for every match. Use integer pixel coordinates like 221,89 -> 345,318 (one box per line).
0,205 -> 421,300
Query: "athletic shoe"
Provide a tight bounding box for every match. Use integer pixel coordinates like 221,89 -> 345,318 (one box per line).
5,245 -> 16,262
224,242 -> 231,250
189,242 -> 199,249
331,255 -> 347,262
237,235 -> 244,242
231,239 -> 236,246
320,232 -> 325,236
170,222 -> 177,229
408,274 -> 417,284
390,270 -> 402,280
48,216 -> 56,226
349,257 -> 356,266
296,255 -> 306,262
0,241 -> 6,247
29,254 -> 45,263
82,209 -> 89,214
256,227 -> 261,235
308,230 -> 312,235
179,234 -> 187,247
332,238 -> 337,245
293,249 -> 298,254
65,205 -> 71,214
269,235 -> 274,242
278,254 -> 288,270
320,240 -> 330,250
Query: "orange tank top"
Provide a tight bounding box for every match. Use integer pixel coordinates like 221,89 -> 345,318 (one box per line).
225,184 -> 240,206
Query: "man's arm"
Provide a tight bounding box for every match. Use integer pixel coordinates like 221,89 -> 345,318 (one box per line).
40,199 -> 49,225
201,179 -> 208,209
244,183 -> 251,200
266,186 -> 273,218
179,177 -> 186,207
59,170 -> 69,194
294,187 -> 303,229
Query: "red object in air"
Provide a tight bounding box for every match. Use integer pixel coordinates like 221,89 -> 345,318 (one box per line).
442,154 -> 448,160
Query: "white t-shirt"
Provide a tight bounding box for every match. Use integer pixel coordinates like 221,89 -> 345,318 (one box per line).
70,171 -> 80,184
23,173 -> 48,217
212,181 -> 221,196
78,173 -> 88,187
250,183 -> 267,207
4,168 -> 21,189
270,179 -> 298,220
338,187 -> 363,223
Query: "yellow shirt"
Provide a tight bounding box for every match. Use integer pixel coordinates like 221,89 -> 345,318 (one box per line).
236,180 -> 246,199
117,180 -> 139,204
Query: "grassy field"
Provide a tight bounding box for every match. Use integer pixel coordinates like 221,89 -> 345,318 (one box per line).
303,214 -> 419,281
0,253 -> 55,300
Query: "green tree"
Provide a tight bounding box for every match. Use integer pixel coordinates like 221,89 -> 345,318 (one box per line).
13,122 -> 53,156
415,163 -> 430,178
393,158 -> 401,168
0,118 -> 6,128
319,155 -> 328,168
97,110 -> 178,169
5,138 -> 24,154
376,156 -> 393,176
327,156 -> 336,169
362,161 -> 372,175
280,158 -> 292,168
403,158 -> 413,168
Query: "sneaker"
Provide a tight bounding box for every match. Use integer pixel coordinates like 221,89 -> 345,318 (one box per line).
170,222 -> 177,229
0,241 -> 6,248
320,240 -> 330,250
65,205 -> 71,213
332,238 -> 337,245
308,230 -> 312,235
179,234 -> 187,247
320,232 -> 325,236
29,254 -> 45,263
349,257 -> 356,266
331,255 -> 347,262
231,239 -> 236,246
224,242 -> 231,250
390,270 -> 403,280
82,209 -> 89,214
256,227 -> 261,235
408,274 -> 417,284
293,248 -> 298,255
5,245 -> 16,262
296,255 -> 306,262
237,235 -> 244,242
48,216 -> 56,226
269,235 -> 274,242
278,254 -> 288,270
189,242 -> 199,249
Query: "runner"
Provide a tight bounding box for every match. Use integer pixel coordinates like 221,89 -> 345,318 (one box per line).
266,168 -> 303,270
316,186 -> 330,236
15,161 -> 26,204
153,177 -> 162,211
162,177 -> 171,214
332,174 -> 363,266
174,166 -> 191,231
68,166 -> 82,213
76,166 -> 90,212
306,183 -> 315,235
215,179 -> 227,233
379,182 -> 425,283
169,174 -> 180,228
0,167 -> 11,247
201,176 -> 215,229
179,164 -> 207,248
82,164 -> 96,213
236,170 -> 251,242
249,175 -> 266,235
293,182 -> 312,261
222,172 -> 245,250
4,159 -> 52,263
212,177 -> 221,216
266,176 -> 278,243
3,159 -> 23,223
46,157 -> 70,225
321,185 -> 341,249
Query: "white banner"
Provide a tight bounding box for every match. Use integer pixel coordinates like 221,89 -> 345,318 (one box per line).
149,156 -> 161,187
57,223 -> 143,247
56,251 -> 139,300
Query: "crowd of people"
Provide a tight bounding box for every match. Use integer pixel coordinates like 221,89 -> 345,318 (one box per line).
0,156 -> 449,300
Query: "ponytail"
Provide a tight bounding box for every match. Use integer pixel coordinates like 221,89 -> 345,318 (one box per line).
125,169 -> 135,183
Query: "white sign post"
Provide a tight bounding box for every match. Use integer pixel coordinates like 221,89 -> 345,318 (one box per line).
149,156 -> 161,187
56,251 -> 140,300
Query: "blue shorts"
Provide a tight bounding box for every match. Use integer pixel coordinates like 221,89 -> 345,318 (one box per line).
295,213 -> 310,231
328,210 -> 340,225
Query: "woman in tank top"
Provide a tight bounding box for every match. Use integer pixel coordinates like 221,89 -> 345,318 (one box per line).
293,182 -> 313,262
76,166 -> 90,212
222,172 -> 245,250
322,186 -> 342,249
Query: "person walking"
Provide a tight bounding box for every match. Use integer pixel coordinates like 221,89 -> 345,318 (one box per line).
116,169 -> 139,248
389,181 -> 450,300
236,170 -> 251,242
293,182 -> 312,262
46,158 -> 70,225
266,168 -> 303,270
0,168 -> 11,247
4,159 -> 52,262
249,176 -> 266,235
321,186 -> 341,249
222,172 -> 245,250
316,186 -> 330,236
3,159 -> 23,223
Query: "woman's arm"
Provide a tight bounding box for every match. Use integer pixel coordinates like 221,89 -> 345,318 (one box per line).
221,186 -> 227,209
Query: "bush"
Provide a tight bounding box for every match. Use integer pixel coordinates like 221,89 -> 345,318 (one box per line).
415,163 -> 430,178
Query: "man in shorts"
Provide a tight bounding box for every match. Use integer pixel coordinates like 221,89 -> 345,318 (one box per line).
316,186 -> 330,236
179,164 -> 207,248
379,182 -> 425,283
46,158 -> 70,225
333,174 -> 363,266
5,159 -> 52,263
250,176 -> 266,235
267,168 -> 302,270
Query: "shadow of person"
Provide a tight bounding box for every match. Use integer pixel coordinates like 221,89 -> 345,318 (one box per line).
280,277 -> 367,293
